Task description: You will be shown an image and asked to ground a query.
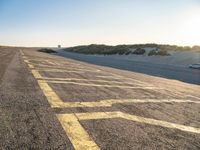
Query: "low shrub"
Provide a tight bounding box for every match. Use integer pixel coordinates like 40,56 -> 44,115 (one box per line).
38,48 -> 57,53
148,49 -> 170,56
132,48 -> 145,55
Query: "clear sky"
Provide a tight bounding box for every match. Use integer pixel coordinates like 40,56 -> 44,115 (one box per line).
0,0 -> 200,47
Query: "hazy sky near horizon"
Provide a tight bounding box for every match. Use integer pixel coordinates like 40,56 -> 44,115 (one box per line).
0,0 -> 200,47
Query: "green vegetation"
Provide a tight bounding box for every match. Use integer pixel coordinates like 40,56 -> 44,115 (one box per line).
63,44 -> 200,55
148,49 -> 170,56
132,48 -> 145,55
38,48 -> 57,53
65,44 -> 129,55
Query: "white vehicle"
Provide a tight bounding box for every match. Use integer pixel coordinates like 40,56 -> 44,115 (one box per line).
189,63 -> 200,69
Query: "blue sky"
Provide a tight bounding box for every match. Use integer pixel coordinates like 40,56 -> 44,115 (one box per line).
0,0 -> 200,47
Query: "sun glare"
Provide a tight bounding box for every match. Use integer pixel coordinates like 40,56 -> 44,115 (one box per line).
181,6 -> 200,45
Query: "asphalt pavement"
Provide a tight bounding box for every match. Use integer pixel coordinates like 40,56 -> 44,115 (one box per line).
1,48 -> 200,149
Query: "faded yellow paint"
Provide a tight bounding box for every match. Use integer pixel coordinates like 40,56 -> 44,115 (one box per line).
102,72 -> 154,87
22,54 -> 200,150
37,77 -> 144,86
57,111 -> 200,149
24,59 -> 30,64
20,50 -> 25,56
96,75 -> 121,79
31,70 -> 43,78
50,98 -> 200,108
36,68 -> 100,73
57,114 -> 100,150
28,64 -> 34,69
76,111 -> 200,134
37,80 -> 64,107
36,69 -> 85,73
42,80 -> 160,89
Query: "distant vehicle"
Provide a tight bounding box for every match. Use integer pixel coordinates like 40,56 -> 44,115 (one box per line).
189,63 -> 200,69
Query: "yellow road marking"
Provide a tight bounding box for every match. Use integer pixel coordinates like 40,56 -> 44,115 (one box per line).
36,77 -> 144,86
187,95 -> 200,100
76,111 -> 200,134
96,75 -> 121,79
24,59 -> 30,63
57,111 -> 200,149
20,50 -> 24,55
42,80 -> 160,89
24,59 -> 99,72
57,114 -> 100,150
30,64 -> 87,71
32,69 -> 85,73
27,58 -> 82,66
36,68 -> 100,73
50,98 -> 200,108
23,56 -> 28,59
37,80 -> 64,106
102,71 -> 154,87
46,60 -> 58,65
23,58 -> 200,110
25,57 -> 151,87
31,70 -> 43,78
22,55 -> 200,150
21,62 -> 64,107
28,64 -> 34,69
98,73 -> 153,87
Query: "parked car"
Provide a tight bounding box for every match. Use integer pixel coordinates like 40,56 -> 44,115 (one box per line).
189,63 -> 200,69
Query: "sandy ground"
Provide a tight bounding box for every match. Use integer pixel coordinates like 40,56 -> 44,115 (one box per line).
56,50 -> 200,85
87,50 -> 200,66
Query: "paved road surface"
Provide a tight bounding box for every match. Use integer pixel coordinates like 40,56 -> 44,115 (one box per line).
1,48 -> 200,149
57,50 -> 200,85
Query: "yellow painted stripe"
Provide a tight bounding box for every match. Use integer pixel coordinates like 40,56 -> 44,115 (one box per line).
37,80 -> 64,107
24,59 -> 30,63
28,64 -> 34,69
74,111 -> 200,134
57,111 -> 200,149
42,80 -> 160,89
96,75 -> 121,79
20,50 -> 24,55
27,63 -> 85,70
23,56 -> 28,59
50,98 -> 200,108
37,77 -> 144,86
31,70 -> 43,78
104,72 -> 153,87
36,68 -> 100,73
22,56 -> 99,149
121,112 -> 200,134
36,69 -> 85,73
187,95 -> 200,100
57,114 -> 100,150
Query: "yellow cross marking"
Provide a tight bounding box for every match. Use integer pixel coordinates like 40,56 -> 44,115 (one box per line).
57,111 -> 200,149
